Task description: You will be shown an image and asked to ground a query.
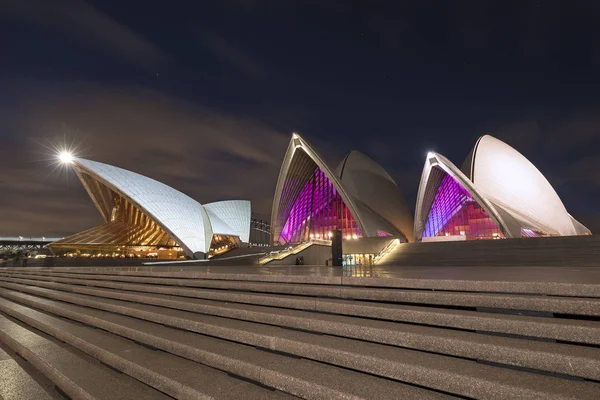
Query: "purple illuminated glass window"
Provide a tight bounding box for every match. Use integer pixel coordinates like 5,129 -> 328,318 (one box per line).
280,168 -> 361,243
423,172 -> 504,240
521,228 -> 549,238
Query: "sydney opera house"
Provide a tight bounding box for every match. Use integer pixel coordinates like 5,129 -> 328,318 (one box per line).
50,132 -> 590,261
414,135 -> 590,241
270,134 -> 414,245
49,159 -> 251,260
270,133 -> 589,247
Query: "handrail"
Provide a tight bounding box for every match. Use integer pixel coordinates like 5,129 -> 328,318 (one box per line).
373,238 -> 400,264
259,239 -> 331,265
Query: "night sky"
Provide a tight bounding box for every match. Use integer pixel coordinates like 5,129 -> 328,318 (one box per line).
1,0 -> 600,237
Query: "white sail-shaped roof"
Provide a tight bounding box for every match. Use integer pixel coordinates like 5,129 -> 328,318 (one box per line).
414,135 -> 590,241
70,158 -> 251,258
466,135 -> 586,236
204,200 -> 251,243
74,158 -> 207,256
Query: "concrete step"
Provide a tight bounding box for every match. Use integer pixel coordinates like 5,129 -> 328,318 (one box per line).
2,274 -> 599,347
3,271 -> 599,316
1,288 -> 599,399
0,294 -> 451,400
3,280 -> 599,381
0,299 -> 295,399
0,345 -> 62,400
0,313 -> 169,400
378,235 -> 600,267
5,268 -> 600,297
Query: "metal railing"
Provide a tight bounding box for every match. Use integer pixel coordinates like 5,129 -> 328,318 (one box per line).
373,238 -> 401,265
258,239 -> 331,265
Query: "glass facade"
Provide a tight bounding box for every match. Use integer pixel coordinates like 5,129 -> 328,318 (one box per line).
342,253 -> 375,267
279,168 -> 362,244
50,188 -> 184,259
209,234 -> 240,257
423,173 -> 504,240
521,228 -> 549,238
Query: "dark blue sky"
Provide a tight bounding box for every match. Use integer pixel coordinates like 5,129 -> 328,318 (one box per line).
1,0 -> 600,235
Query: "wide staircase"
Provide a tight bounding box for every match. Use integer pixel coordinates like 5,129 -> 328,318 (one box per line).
378,235 -> 600,267
258,239 -> 331,265
0,267 -> 598,399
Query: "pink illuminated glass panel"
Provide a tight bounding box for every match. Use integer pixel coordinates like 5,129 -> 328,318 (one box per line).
423,173 -> 504,240
279,168 -> 361,243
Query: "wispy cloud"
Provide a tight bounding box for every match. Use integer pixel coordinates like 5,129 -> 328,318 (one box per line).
0,0 -> 168,70
199,30 -> 267,79
0,79 -> 289,236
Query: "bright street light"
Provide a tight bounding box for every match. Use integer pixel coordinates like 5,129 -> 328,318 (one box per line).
58,151 -> 74,164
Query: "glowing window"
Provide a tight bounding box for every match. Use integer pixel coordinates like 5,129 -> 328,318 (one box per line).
280,168 -> 361,243
423,173 -> 504,240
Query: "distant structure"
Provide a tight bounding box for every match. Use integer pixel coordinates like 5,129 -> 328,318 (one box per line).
414,135 -> 591,241
249,217 -> 271,246
270,133 -> 413,245
41,132 -> 592,264
49,158 -> 251,259
0,237 -> 61,253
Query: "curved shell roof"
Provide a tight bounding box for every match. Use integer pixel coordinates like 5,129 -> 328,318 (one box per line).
204,200 -> 251,243
415,135 -> 590,240
335,150 -> 414,241
414,152 -> 512,240
72,158 -> 250,257
467,135 -> 580,236
271,134 -> 413,243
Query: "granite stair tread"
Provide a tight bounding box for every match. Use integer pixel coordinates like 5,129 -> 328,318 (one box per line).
0,346 -> 61,400
1,280 -> 600,380
0,293 -> 452,400
2,267 -> 600,400
0,287 -> 598,399
4,271 -> 600,315
0,298 -> 298,399
0,314 -> 169,400
9,269 -> 600,297
1,274 -> 599,346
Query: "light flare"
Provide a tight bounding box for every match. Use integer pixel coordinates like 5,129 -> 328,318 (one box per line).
58,151 -> 74,164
